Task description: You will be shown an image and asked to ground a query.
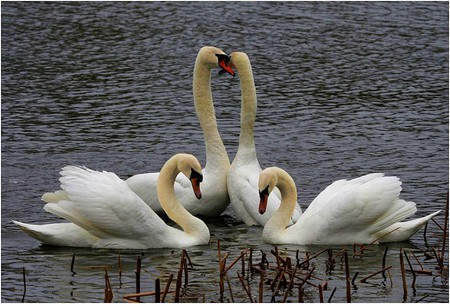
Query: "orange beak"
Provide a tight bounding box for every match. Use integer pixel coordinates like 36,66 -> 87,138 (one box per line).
190,169 -> 203,199
217,54 -> 235,77
259,186 -> 269,215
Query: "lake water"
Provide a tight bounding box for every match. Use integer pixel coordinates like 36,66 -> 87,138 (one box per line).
1,1 -> 448,303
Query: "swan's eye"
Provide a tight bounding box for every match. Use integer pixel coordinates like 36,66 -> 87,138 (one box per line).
190,169 -> 203,183
259,186 -> 269,199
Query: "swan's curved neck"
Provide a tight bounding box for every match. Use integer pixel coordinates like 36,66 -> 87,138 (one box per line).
157,158 -> 209,238
265,170 -> 298,236
193,60 -> 229,169
236,57 -> 257,155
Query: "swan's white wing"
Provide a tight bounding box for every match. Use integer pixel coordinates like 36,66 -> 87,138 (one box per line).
44,166 -> 168,240
126,172 -> 161,211
294,174 -> 417,242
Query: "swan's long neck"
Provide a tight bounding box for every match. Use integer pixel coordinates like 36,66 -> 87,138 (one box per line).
264,169 -> 298,239
157,158 -> 209,238
193,60 -> 229,170
235,56 -> 257,157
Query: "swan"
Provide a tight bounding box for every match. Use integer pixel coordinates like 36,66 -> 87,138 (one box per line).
126,46 -> 235,217
13,154 -> 210,249
258,167 -> 441,245
227,51 -> 302,226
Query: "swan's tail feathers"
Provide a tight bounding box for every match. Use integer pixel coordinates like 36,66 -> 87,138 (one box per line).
12,220 -> 97,247
41,190 -> 69,203
375,210 -> 441,243
373,199 -> 418,231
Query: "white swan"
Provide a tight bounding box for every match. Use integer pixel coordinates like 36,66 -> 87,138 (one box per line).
126,46 -> 234,217
13,154 -> 210,249
258,167 -> 441,245
227,52 -> 302,226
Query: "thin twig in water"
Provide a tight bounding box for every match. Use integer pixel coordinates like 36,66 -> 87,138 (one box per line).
21,267 -> 26,303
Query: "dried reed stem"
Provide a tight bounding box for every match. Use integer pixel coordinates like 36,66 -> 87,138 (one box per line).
328,286 -> 337,303
352,228 -> 400,257
344,251 -> 351,303
237,271 -> 252,302
155,278 -> 161,303
282,264 -> 298,302
104,268 -> 113,302
71,254 -> 76,275
318,282 -> 324,303
258,272 -> 264,303
359,266 -> 392,283
21,267 -> 26,303
442,192 -> 449,266
161,274 -> 173,303
225,272 -> 235,303
403,251 -> 416,289
399,248 -> 408,301
175,268 -> 183,302
135,256 -> 141,302
118,253 -> 122,285
382,247 -> 388,280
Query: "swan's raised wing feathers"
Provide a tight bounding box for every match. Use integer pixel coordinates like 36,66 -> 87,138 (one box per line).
44,166 -> 167,240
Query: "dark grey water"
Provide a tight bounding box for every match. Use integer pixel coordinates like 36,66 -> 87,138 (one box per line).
1,1 -> 448,303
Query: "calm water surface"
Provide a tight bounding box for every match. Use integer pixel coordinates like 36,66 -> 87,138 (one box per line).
2,1 -> 448,302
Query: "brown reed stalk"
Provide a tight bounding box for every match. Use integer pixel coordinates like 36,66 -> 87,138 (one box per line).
118,253 -> 122,285
161,274 -> 173,303
217,240 -> 224,300
381,247 -> 388,280
104,268 -> 113,303
271,267 -> 287,302
81,265 -> 113,269
399,248 -> 408,301
442,192 -> 449,266
344,251 -> 351,303
242,250 -> 246,275
273,246 -> 281,270
352,228 -> 400,257
237,271 -> 252,302
298,249 -> 328,268
135,256 -> 142,302
318,282 -> 324,303
249,248 -> 253,274
21,267 -> 26,303
225,272 -> 235,303
224,249 -> 248,274
403,251 -> 417,289
155,278 -> 161,303
282,264 -> 298,302
71,254 -> 76,275
258,272 -> 264,303
359,266 -> 392,283
328,286 -> 337,303
351,272 -> 359,286
297,266 -> 315,303
182,251 -> 189,287
175,268 -> 183,302
430,218 -> 444,232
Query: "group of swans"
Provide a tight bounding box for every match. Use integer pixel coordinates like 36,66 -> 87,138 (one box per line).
13,47 -> 440,248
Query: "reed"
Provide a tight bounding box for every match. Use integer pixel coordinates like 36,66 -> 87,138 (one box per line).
399,248 -> 408,301
71,254 -> 76,275
344,251 -> 351,303
104,268 -> 113,303
21,267 -> 26,303
161,274 -> 173,303
359,266 -> 392,283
